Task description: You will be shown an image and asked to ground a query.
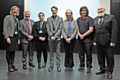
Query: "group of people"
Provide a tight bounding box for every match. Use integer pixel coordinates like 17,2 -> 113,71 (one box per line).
3,5 -> 117,79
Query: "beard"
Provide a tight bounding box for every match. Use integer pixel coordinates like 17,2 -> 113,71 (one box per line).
98,12 -> 105,17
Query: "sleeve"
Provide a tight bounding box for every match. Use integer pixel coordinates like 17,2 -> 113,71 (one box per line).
32,22 -> 39,38
55,18 -> 63,38
89,18 -> 94,27
19,20 -> 29,38
3,16 -> 9,39
70,21 -> 78,39
46,18 -> 53,37
110,15 -> 117,43
62,23 -> 67,39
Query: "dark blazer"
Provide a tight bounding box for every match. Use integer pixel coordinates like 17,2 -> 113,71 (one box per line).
94,14 -> 117,45
33,21 -> 48,41
19,19 -> 34,43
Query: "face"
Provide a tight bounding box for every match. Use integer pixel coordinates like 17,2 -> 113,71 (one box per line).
39,13 -> 44,21
51,8 -> 58,16
66,10 -> 72,20
80,9 -> 87,17
97,6 -> 105,17
24,12 -> 31,19
12,7 -> 19,16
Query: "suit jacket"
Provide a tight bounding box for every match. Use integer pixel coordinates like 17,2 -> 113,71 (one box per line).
62,20 -> 78,39
19,19 -> 34,43
3,15 -> 20,39
32,21 -> 48,41
94,14 -> 117,46
46,16 -> 63,40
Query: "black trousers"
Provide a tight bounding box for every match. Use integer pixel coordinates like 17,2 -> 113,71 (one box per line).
63,38 -> 76,68
97,45 -> 114,73
6,51 -> 15,65
78,40 -> 93,68
21,40 -> 34,65
34,38 -> 48,64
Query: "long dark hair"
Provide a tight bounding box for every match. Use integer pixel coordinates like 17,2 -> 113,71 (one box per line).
80,6 -> 89,16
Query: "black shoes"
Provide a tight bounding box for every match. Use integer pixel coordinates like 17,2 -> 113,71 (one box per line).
96,70 -> 105,75
87,67 -> 91,73
107,72 -> 112,79
78,67 -> 84,71
41,63 -> 46,68
48,66 -> 53,72
29,63 -> 35,67
8,65 -> 14,72
65,67 -> 73,71
12,64 -> 18,71
57,67 -> 61,72
48,66 -> 61,72
23,64 -> 27,70
38,63 -> 41,69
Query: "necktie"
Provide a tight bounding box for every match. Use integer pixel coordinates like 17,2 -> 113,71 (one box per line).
28,20 -> 31,34
99,18 -> 103,25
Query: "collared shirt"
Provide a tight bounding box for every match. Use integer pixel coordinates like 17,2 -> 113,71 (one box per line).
98,14 -> 106,25
68,20 -> 71,37
77,16 -> 94,42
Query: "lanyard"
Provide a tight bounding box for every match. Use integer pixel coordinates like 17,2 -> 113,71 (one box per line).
13,17 -> 17,27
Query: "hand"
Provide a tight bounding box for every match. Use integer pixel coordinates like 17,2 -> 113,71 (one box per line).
42,37 -> 45,41
51,36 -> 56,41
6,38 -> 11,44
93,42 -> 97,46
39,37 -> 42,40
79,35 -> 85,40
66,38 -> 71,43
28,35 -> 33,41
110,43 -> 115,47
18,39 -> 20,44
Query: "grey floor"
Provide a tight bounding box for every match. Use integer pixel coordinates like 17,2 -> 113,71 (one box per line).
0,50 -> 120,80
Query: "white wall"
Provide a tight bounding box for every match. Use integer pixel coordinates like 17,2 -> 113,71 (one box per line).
24,0 -> 110,14
100,0 -> 110,14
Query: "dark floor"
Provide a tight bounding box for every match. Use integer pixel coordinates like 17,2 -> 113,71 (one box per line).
0,50 -> 120,80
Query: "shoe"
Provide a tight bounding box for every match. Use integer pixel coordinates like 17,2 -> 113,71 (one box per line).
57,67 -> 61,72
96,70 -> 105,75
48,66 -> 53,72
38,63 -> 41,69
12,64 -> 18,71
78,67 -> 84,71
29,63 -> 35,67
41,62 -> 46,68
87,67 -> 91,73
8,65 -> 14,72
107,72 -> 112,79
23,64 -> 27,70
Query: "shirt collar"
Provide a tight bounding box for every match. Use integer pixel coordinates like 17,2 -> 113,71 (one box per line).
80,16 -> 88,20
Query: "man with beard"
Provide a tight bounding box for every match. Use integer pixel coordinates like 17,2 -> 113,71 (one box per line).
93,6 -> 117,79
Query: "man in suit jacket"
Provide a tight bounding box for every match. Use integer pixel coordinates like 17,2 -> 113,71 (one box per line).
19,11 -> 35,69
93,6 -> 117,79
47,6 -> 63,72
32,12 -> 48,69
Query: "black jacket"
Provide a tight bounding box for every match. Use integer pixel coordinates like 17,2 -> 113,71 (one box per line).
94,14 -> 117,46
32,21 -> 48,41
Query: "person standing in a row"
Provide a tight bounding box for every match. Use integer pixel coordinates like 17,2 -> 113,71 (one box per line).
47,6 -> 63,72
77,6 -> 94,73
33,12 -> 48,69
19,11 -> 35,70
3,6 -> 20,72
62,9 -> 78,70
93,6 -> 117,79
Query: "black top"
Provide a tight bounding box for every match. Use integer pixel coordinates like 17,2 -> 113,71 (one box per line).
77,16 -> 94,42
